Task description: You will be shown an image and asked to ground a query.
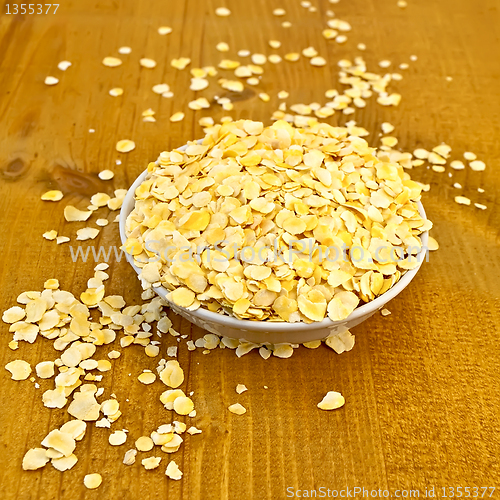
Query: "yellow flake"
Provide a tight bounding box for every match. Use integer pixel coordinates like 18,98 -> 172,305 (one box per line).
455,196 -> 471,206
189,97 -> 211,110
216,42 -> 229,52
97,360 -> 112,371
327,330 -> 356,356
123,237 -> 142,255
323,29 -> 338,40
140,58 -> 157,68
142,457 -> 162,470
42,429 -> 76,457
377,93 -> 401,106
68,387 -> 101,420
428,152 -> 446,165
298,290 -> 327,322
102,57 -> 122,67
123,449 -> 137,465
219,59 -> 240,70
303,340 -> 321,349
159,360 -> 185,388
171,57 -> 191,70
432,166 -> 445,173
228,403 -> 246,415
98,170 -> 114,180
64,205 -> 92,222
381,136 -> 398,148
450,160 -> 465,170
90,192 -> 111,207
283,217 -> 307,235
138,371 -> 156,384
327,292 -> 359,321
152,83 -> 170,94
273,344 -> 294,358
22,448 -> 49,470
413,148 -> 429,159
116,140 -> 136,153
381,122 -> 395,134
470,160 -> 485,171
36,361 -> 55,378
302,47 -> 318,58
310,56 -> 327,67
220,80 -> 244,92
58,61 -> 71,71
215,7 -> 231,16
170,112 -> 185,122
199,117 -> 215,127
173,396 -> 194,415
317,391 -> 345,410
5,360 -> 31,380
251,53 -> 267,65
190,78 -> 209,91
135,436 -> 154,451
158,26 -> 172,35
44,76 -> 59,85
165,460 -> 183,480
83,474 -> 102,490
43,230 -> 58,240
43,277 -> 58,289
109,88 -> 123,97
2,306 -> 25,323
76,228 -> 100,241
428,236 -> 439,251
52,454 -> 78,471
108,430 -> 127,446
41,190 -> 63,201
145,344 -> 160,357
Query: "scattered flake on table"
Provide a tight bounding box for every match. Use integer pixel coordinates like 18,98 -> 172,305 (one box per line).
317,391 -> 345,410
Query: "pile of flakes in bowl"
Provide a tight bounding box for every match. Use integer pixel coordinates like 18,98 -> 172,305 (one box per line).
124,120 -> 432,323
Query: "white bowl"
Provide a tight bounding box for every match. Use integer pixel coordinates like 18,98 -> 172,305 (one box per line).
119,157 -> 429,344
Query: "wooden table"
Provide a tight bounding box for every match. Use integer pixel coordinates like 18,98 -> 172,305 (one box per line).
1,0 -> 499,498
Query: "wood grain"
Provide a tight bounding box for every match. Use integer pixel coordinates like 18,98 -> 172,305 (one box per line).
1,0 -> 499,499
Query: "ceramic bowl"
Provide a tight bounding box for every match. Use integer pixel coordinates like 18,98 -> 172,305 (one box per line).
119,152 -> 429,344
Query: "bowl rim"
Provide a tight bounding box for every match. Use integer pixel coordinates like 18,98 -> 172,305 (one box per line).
119,152 -> 429,332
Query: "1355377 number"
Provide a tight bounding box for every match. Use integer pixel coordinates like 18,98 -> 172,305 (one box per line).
5,4 -> 59,14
